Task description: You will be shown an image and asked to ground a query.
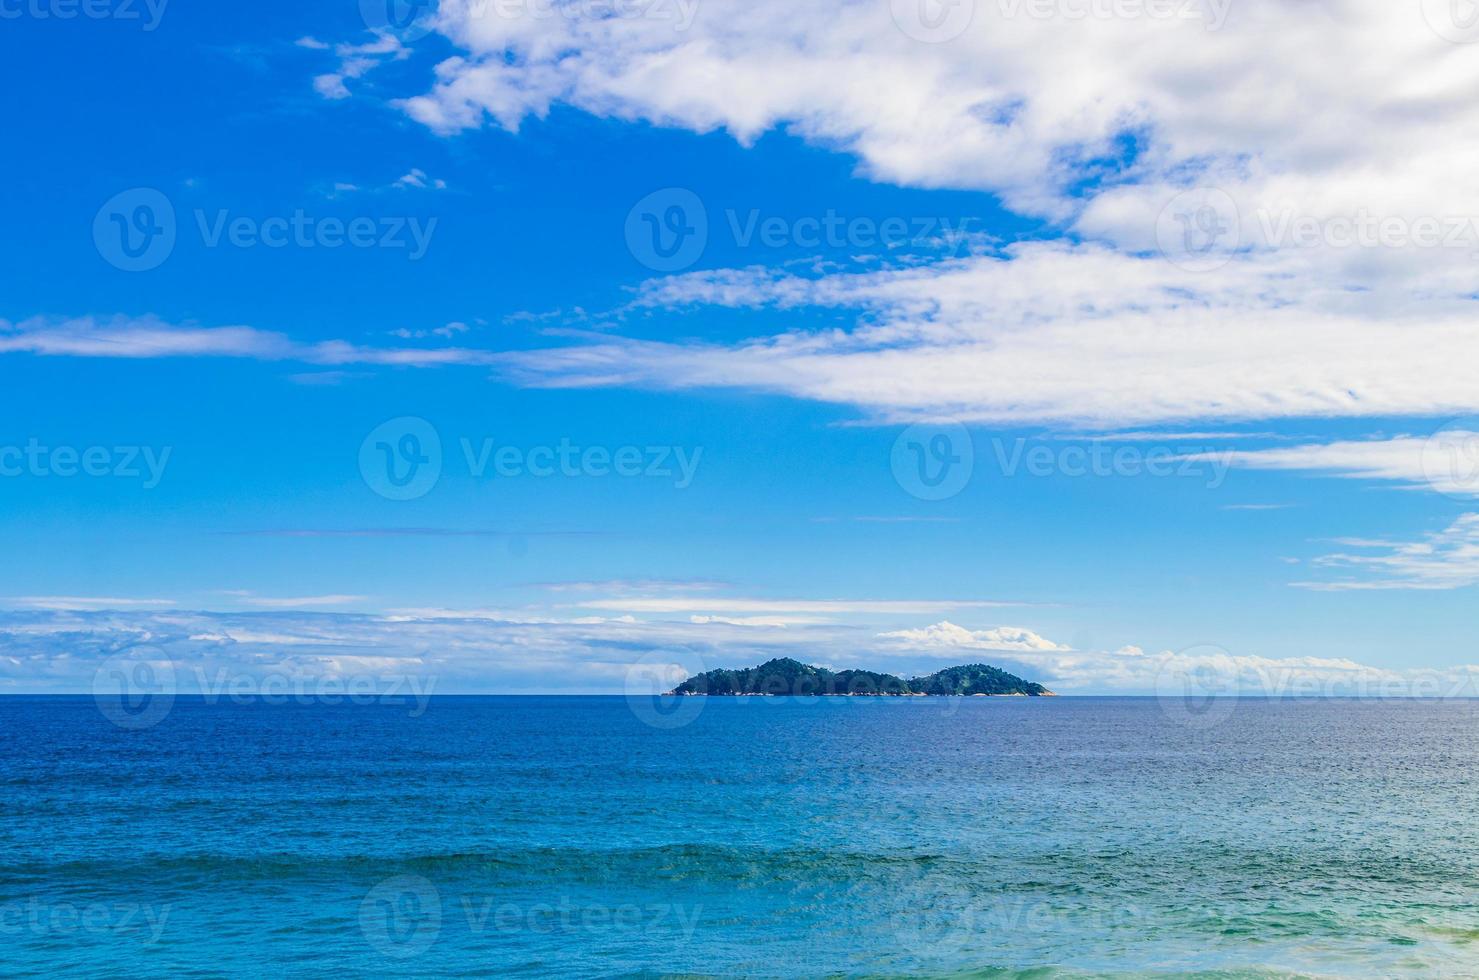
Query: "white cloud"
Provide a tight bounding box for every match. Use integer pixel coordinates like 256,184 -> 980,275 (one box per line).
3,596 -> 175,611
394,168 -> 448,190
872,621 -> 1460,695
385,0 -> 1479,242
689,615 -> 826,627
1030,645 -> 1426,696
497,244 -> 1479,425
388,320 -> 475,340
220,593 -> 370,609
308,32 -> 409,100
3,606 -> 1469,697
881,627 -> 1438,695
1294,513 -> 1479,591
878,620 -> 1071,653
0,315 -> 500,368
1064,431 -> 1281,443
573,596 -> 1025,615
536,578 -> 727,593
1187,431 -> 1479,498
279,1 -> 1479,428
313,74 -> 351,100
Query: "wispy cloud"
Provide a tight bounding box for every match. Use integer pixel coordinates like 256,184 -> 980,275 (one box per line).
308,31 -> 407,102
573,597 -> 1028,616
2,596 -> 176,611
535,578 -> 728,594
496,247 -> 1479,427
1186,433 -> 1479,498
0,315 -> 499,368
812,516 -> 962,524
1294,514 -> 1479,591
217,591 -> 370,609
217,527 -> 595,538
878,621 -> 1071,653
1064,432 -> 1285,443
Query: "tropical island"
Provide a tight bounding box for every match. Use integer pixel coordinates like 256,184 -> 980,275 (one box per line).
668,658 -> 1054,697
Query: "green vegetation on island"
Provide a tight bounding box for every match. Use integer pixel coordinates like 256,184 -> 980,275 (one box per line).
668,657 -> 1054,697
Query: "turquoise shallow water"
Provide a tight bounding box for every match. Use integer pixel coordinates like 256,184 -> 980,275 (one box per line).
2,695 -> 1478,977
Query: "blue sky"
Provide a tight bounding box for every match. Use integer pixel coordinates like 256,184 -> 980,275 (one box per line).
4,0 -> 1479,695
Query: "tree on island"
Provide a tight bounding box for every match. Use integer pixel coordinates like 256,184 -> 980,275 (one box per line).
668,658 -> 1052,696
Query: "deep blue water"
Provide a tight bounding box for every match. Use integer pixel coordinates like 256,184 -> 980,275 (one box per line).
2,695 -> 1478,977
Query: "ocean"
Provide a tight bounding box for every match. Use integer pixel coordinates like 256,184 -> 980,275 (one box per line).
2,695 -> 1476,977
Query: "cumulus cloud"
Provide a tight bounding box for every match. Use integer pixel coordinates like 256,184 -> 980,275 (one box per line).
277,0 -> 1479,427
390,0 -> 1477,227
371,0 -> 1479,287
876,620 -> 1471,695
